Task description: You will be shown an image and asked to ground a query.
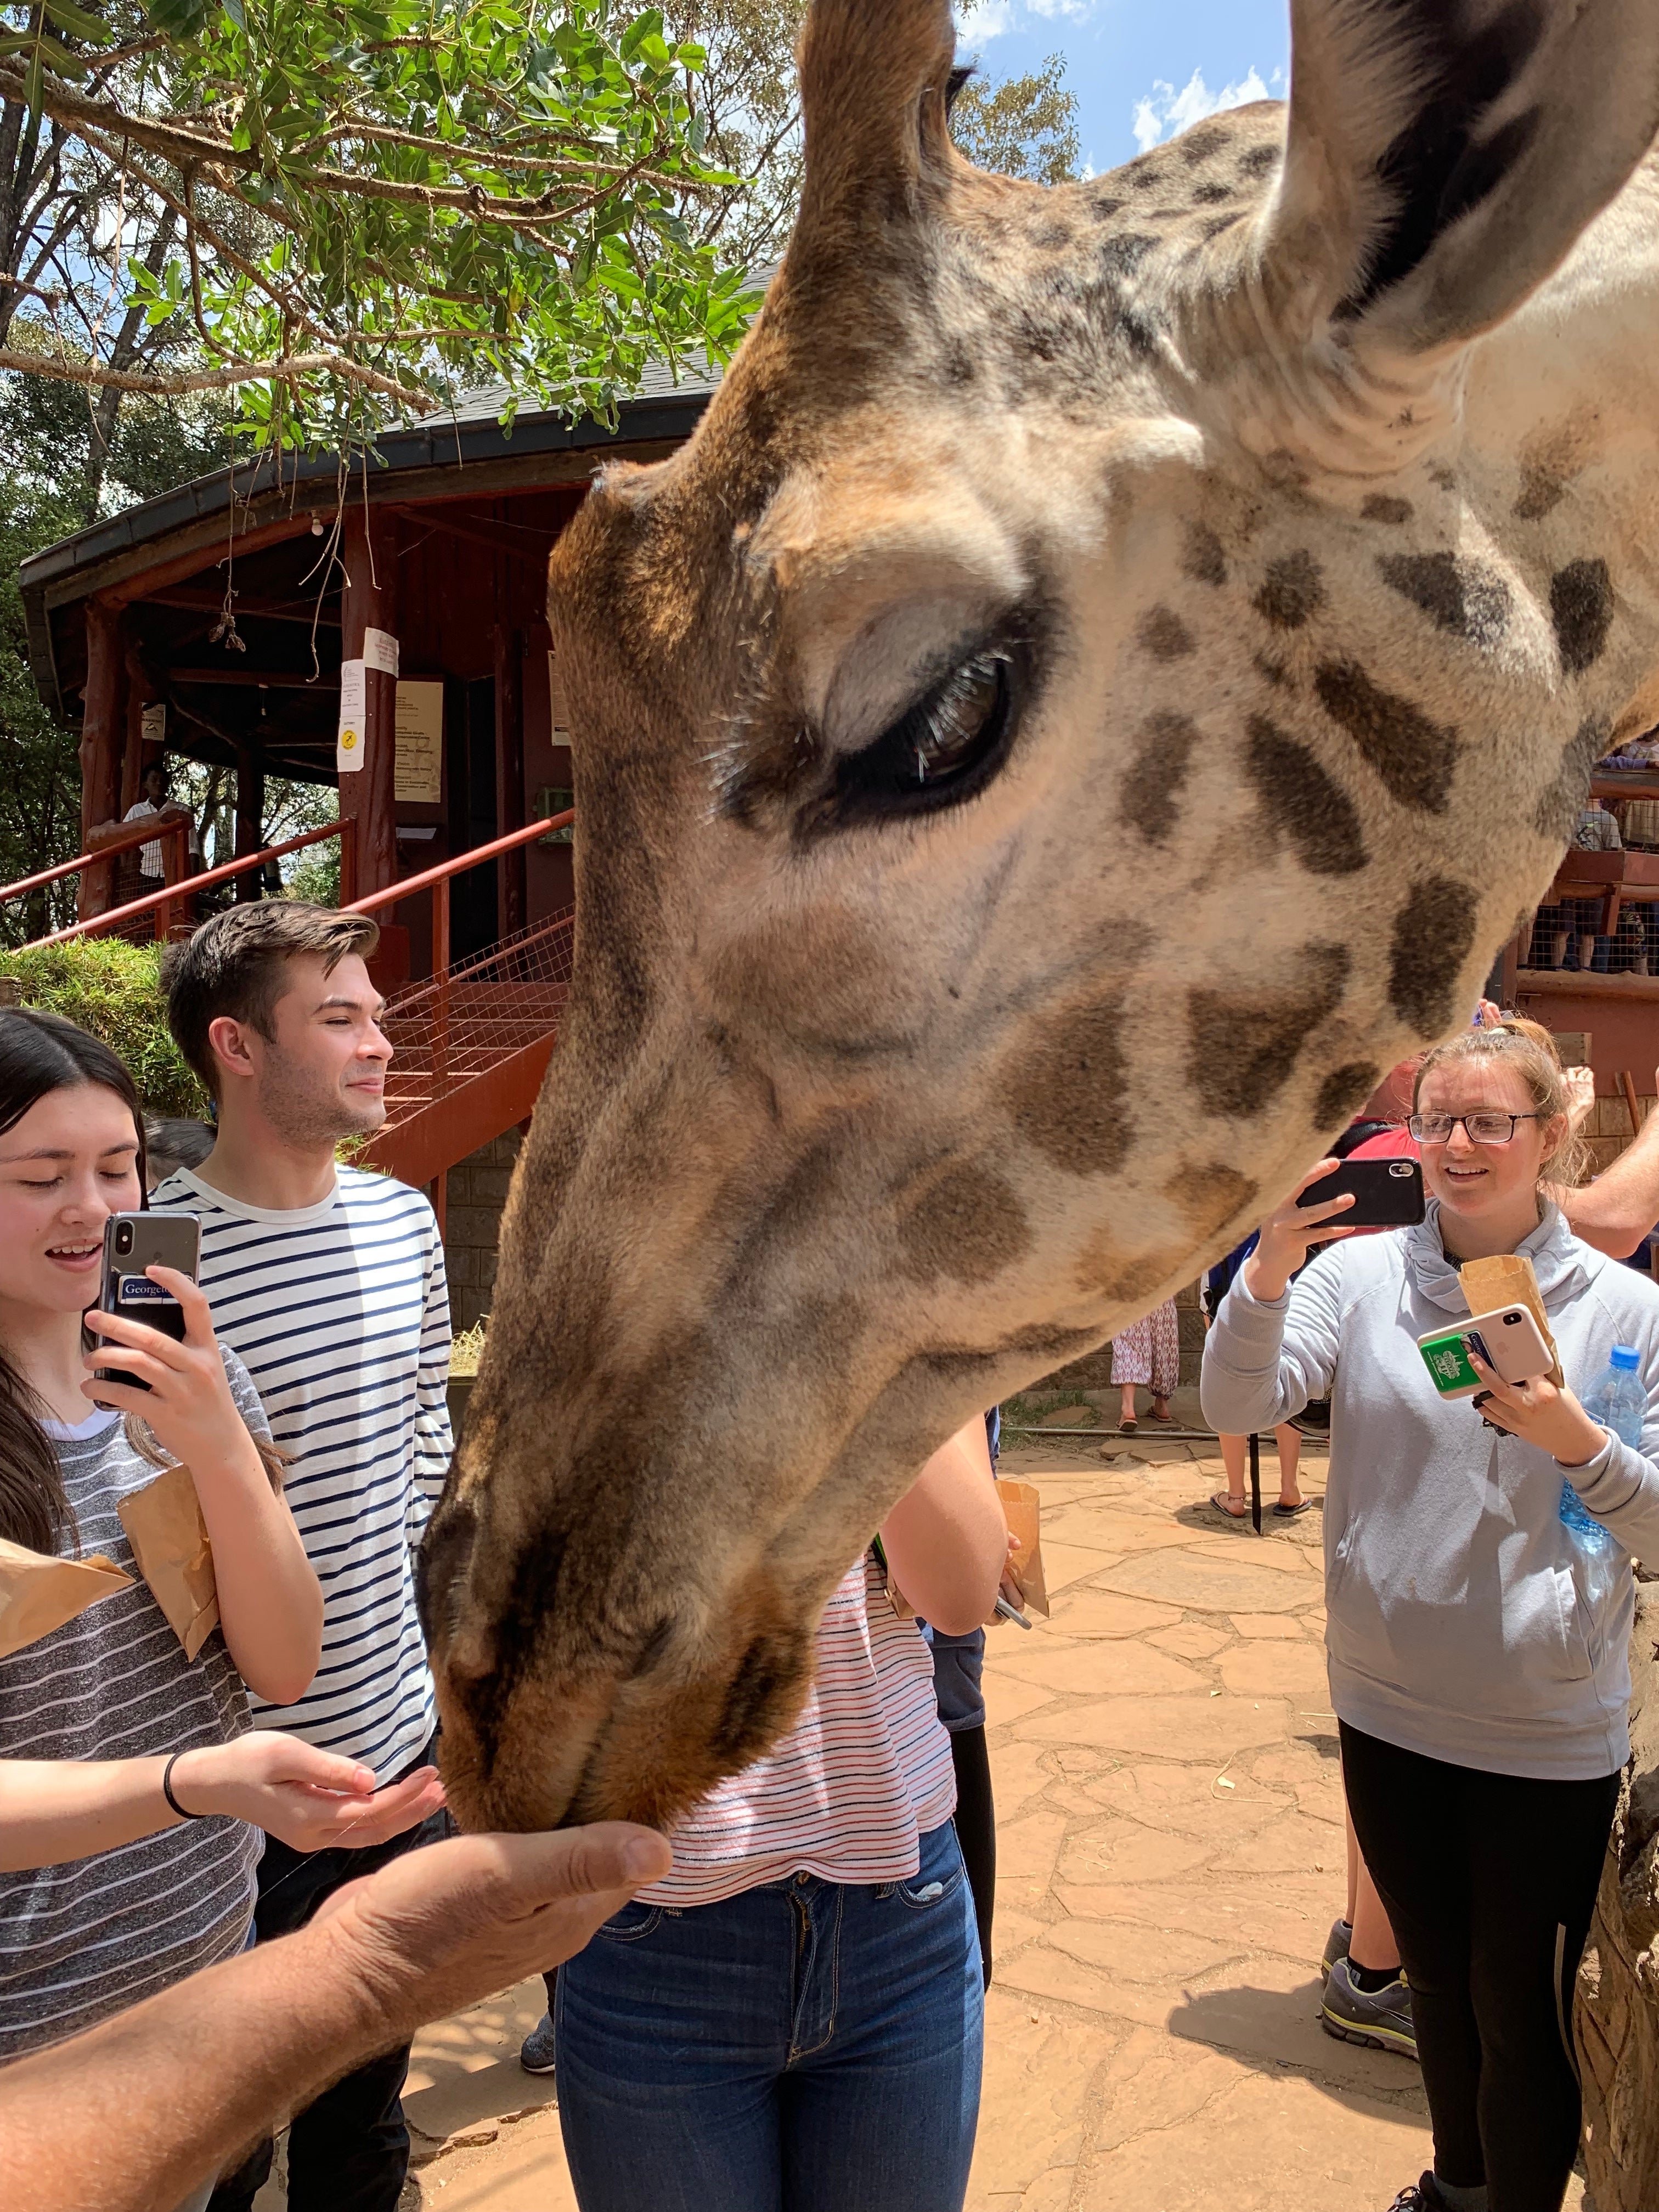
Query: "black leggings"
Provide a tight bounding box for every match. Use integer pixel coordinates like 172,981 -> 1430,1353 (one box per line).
1340,1722 -> 1618,2212
950,1724 -> 995,1990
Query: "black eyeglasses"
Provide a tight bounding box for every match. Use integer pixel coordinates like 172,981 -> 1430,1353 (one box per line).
1407,1111 -> 1542,1145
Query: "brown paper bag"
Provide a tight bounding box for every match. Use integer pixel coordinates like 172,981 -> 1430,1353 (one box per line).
1458,1253 -> 1564,1386
118,1462 -> 219,1661
995,1477 -> 1049,1620
0,1536 -> 130,1658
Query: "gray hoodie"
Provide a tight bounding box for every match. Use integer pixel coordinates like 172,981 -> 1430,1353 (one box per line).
1201,1202 -> 1659,1779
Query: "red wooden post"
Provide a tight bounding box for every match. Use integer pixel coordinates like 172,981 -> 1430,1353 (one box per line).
494,623 -> 525,941
120,647 -> 149,817
339,507 -> 399,901
433,871 -> 450,1102
78,602 -> 126,921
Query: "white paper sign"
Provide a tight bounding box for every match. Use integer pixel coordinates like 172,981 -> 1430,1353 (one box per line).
395,680 -> 444,805
548,650 -> 573,750
336,658 -> 367,775
140,702 -> 166,748
364,628 -> 400,677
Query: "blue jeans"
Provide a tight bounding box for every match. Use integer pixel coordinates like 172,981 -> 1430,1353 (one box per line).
554,1819 -> 984,2212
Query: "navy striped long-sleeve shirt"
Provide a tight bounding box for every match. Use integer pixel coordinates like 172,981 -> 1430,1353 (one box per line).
151,1163 -> 453,1780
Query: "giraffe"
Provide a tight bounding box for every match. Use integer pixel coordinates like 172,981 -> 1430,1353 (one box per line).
420,0 -> 1659,1853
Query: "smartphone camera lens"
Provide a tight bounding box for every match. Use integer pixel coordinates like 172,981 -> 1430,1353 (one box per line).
115,1223 -> 133,1255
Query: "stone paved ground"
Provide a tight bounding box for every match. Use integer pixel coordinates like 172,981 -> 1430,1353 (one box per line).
261,1436 -> 1590,2211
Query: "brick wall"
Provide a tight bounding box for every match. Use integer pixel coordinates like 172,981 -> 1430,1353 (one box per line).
442,1128 -> 522,1331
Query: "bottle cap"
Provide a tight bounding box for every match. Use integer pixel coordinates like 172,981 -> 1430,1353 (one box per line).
1611,1345 -> 1641,1372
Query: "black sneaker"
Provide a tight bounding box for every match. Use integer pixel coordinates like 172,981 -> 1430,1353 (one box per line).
1385,2177 -> 1452,2211
518,2011 -> 556,2075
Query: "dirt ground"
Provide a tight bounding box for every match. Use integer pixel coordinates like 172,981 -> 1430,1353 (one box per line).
257,1432 -> 1592,2212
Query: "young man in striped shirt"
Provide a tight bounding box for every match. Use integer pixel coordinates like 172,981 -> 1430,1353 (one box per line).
153,902 -> 454,2212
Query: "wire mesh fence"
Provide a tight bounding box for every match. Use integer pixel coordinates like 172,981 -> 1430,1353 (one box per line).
377,906 -> 575,1137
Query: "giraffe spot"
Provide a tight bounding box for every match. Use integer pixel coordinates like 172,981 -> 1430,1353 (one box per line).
943,343 -> 975,388
1389,878 -> 1479,1036
1514,466 -> 1565,521
1119,308 -> 1161,359
1182,524 -> 1227,587
1427,462 -> 1457,490
1090,191 -> 1125,215
1315,1063 -> 1380,1129
896,1162 -> 1031,1286
1180,122 -> 1229,165
1138,605 -> 1194,660
1238,143 -> 1280,177
1130,162 -> 1162,193
1032,222 -> 1073,250
1074,1235 -> 1184,1306
1097,231 -> 1157,275
1200,211 -> 1245,240
1254,551 -> 1325,630
1533,716 -> 1610,842
1124,712 -> 1198,843
1008,997 -> 1131,1175
1244,715 -> 1367,877
1378,552 -> 1511,648
1313,661 -> 1459,812
1193,180 -> 1234,204
1361,495 -> 1412,524
1253,653 -> 1290,689
1165,1161 -> 1259,1242
1188,945 -> 1351,1116
1551,559 -> 1613,675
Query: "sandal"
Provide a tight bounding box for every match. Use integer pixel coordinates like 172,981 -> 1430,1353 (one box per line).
1119,1418 -> 1138,1434
1273,1497 -> 1312,1517
1147,1402 -> 1176,1424
1210,1490 -> 1249,1520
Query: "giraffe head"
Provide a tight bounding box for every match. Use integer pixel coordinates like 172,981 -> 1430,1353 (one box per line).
422,0 -> 1659,1832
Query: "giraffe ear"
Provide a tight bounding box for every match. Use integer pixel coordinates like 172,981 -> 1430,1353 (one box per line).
1267,0 -> 1659,358
794,0 -> 958,238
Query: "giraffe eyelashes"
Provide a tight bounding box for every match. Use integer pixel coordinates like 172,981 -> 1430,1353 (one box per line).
812,636 -> 1026,836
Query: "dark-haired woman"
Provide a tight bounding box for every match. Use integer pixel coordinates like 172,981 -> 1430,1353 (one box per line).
0,1012 -> 436,2169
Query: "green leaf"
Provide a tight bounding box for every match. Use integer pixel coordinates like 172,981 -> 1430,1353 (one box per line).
41,0 -> 113,46
142,0 -> 213,39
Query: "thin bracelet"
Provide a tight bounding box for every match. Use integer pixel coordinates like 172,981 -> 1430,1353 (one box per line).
161,1751 -> 204,1821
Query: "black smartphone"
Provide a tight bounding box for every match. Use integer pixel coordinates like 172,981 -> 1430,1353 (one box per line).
1297,1156 -> 1426,1229
81,1211 -> 201,1396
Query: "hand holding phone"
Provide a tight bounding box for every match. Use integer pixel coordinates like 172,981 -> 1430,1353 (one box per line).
1242,1158 -> 1357,1304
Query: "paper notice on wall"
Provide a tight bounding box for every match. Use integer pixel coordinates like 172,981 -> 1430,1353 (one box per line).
395,680 -> 444,805
548,650 -> 573,749
139,702 -> 166,748
364,628 -> 400,677
336,658 -> 367,774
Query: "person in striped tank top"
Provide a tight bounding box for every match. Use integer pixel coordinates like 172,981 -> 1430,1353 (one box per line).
0,1015 -> 428,2211
552,1411 -> 1008,2212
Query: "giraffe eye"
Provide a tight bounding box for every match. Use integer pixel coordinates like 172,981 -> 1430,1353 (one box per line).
817,640 -> 1024,831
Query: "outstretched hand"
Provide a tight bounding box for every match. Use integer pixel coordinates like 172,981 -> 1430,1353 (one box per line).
312,1824 -> 673,2041
168,1733 -> 447,1854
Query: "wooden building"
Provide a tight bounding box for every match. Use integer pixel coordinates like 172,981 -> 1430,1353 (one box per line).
18,357 -> 722,979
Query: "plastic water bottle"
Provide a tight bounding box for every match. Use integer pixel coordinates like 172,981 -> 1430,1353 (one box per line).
1561,1346 -> 1644,1612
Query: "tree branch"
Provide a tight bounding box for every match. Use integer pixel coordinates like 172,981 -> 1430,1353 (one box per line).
0,343 -> 435,408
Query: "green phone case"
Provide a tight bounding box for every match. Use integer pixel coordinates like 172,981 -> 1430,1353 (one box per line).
1419,1328 -> 1484,1397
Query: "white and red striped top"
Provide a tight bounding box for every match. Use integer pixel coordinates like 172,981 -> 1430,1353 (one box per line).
641,1551 -> 958,1907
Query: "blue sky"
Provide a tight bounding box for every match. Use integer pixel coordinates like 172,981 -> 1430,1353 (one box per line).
957,0 -> 1290,175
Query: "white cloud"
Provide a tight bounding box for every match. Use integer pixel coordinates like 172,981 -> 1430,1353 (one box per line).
954,0 -> 1094,38
1131,65 -> 1271,155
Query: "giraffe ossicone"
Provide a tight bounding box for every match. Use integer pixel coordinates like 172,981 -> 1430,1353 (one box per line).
420,0 -> 1659,1834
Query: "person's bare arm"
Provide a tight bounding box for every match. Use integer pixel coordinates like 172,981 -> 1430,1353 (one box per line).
0,1734 -> 444,1872
1556,1070 -> 1659,1259
879,1414 -> 1007,1634
0,1823 -> 670,2212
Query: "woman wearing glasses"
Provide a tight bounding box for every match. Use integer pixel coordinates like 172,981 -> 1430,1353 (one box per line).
1201,1024 -> 1659,2212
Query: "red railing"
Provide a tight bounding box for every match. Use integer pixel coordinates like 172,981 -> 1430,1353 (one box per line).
0,812 -> 192,939
31,818 -> 359,947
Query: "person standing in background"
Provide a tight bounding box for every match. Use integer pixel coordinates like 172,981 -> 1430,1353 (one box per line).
153,903 -> 455,2212
1111,1297 -> 1179,1432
